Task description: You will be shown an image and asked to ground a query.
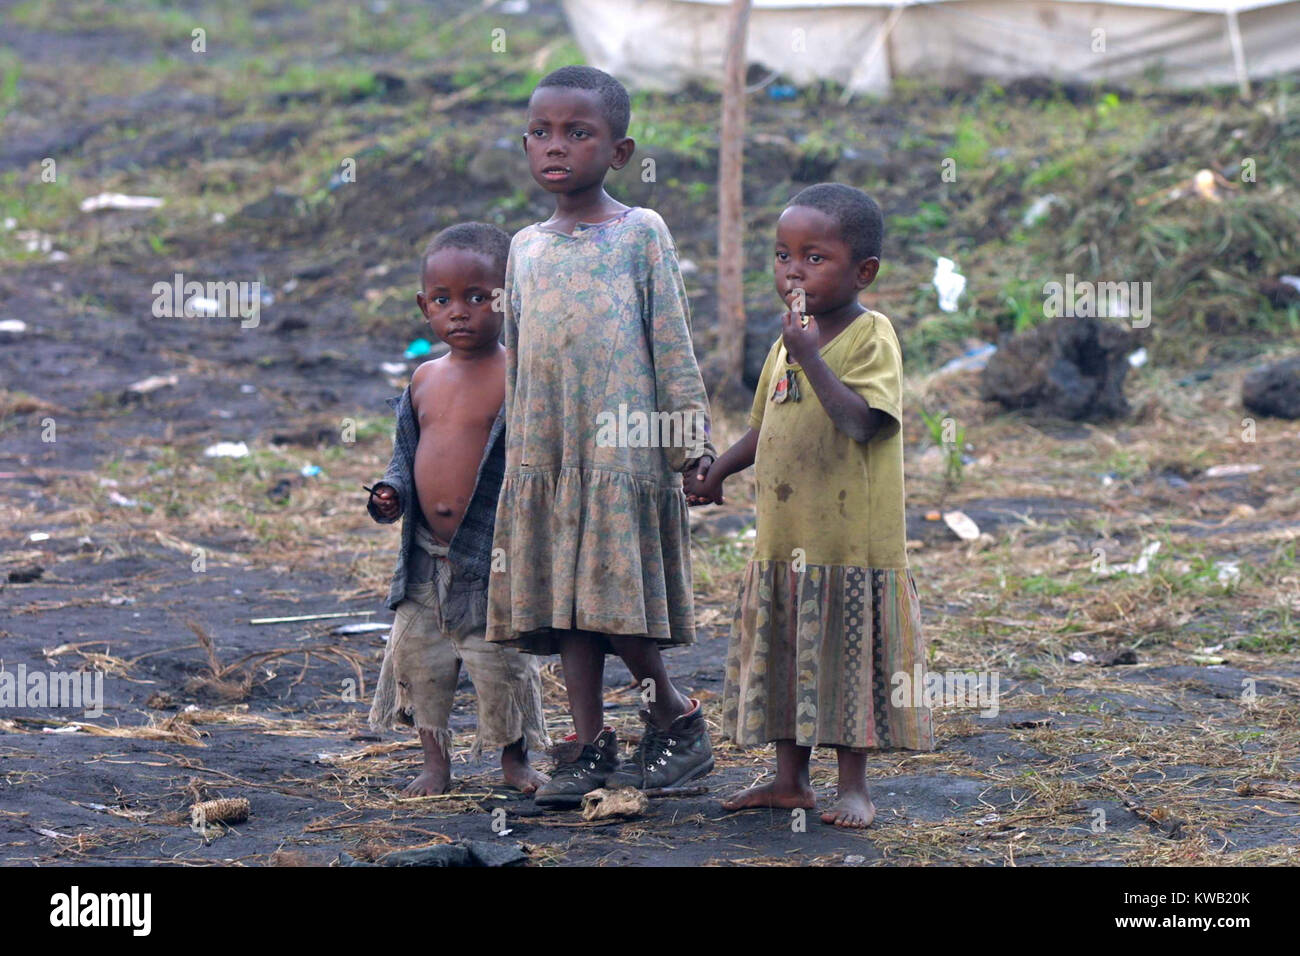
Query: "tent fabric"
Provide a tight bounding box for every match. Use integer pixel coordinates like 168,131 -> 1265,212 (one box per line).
561,0 -> 1300,94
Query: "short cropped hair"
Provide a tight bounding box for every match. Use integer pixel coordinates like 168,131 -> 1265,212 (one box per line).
535,65 -> 631,140
788,183 -> 884,262
421,222 -> 511,279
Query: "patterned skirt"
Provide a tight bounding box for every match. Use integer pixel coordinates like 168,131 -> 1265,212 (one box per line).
722,561 -> 935,751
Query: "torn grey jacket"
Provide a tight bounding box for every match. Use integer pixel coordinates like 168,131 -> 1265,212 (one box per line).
369,385 -> 505,632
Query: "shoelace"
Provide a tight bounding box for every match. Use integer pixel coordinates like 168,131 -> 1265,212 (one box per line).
556,745 -> 603,778
633,723 -> 677,771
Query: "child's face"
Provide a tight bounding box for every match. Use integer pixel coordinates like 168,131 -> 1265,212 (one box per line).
416,249 -> 504,352
522,86 -> 632,194
773,205 -> 879,315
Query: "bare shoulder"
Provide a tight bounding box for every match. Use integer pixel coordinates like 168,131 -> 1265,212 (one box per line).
408,355 -> 448,404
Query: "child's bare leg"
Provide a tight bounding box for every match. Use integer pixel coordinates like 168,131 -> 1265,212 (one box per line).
822,747 -> 875,828
558,629 -> 606,742
606,633 -> 690,727
721,740 -> 815,811
405,728 -> 452,796
499,737 -> 548,793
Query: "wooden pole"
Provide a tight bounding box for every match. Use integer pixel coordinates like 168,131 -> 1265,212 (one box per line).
716,0 -> 752,406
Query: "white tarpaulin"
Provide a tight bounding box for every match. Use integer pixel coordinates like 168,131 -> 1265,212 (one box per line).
561,0 -> 1300,95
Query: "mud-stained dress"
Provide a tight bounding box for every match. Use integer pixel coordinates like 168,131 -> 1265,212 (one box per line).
485,207 -> 716,655
722,310 -> 935,751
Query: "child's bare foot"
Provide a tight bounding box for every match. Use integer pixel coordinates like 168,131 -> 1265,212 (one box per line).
721,779 -> 816,812
821,791 -> 876,828
403,728 -> 451,795
500,739 -> 548,794
403,767 -> 451,796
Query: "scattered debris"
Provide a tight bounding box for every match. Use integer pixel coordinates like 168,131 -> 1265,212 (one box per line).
1067,651 -> 1093,664
1096,541 -> 1160,577
937,342 -> 996,375
7,565 -> 43,584
79,193 -> 165,213
249,611 -> 375,625
932,257 -> 966,313
1009,718 -> 1054,730
580,787 -> 649,821
190,797 -> 250,830
1203,463 -> 1261,478
380,361 -> 407,375
404,338 -> 433,360
0,319 -> 27,334
1099,649 -> 1139,667
203,441 -> 250,458
28,532 -> 50,542
1128,347 -> 1148,368
333,622 -> 393,635
1021,194 -> 1061,227
1215,561 -> 1242,587
125,373 -> 179,396
943,510 -> 981,541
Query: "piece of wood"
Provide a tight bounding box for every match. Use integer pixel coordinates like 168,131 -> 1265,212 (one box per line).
716,0 -> 752,406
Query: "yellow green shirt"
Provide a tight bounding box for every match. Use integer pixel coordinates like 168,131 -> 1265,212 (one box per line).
749,309 -> 908,570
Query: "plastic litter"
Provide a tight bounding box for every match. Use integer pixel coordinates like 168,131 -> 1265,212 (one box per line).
28,532 -> 50,542
79,193 -> 164,213
0,319 -> 27,333
942,510 -> 980,541
404,338 -> 432,359
1128,347 -> 1148,368
937,342 -> 996,375
300,464 -> 321,477
204,441 -> 250,458
1021,194 -> 1060,227
1214,561 -> 1241,587
1096,541 -> 1160,577
1204,463 -> 1261,478
932,257 -> 966,313
126,373 -> 178,394
767,84 -> 798,100
380,361 -> 408,375
333,622 -> 393,635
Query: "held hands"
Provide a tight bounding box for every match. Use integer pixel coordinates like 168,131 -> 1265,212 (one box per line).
369,483 -> 401,520
780,310 -> 820,366
684,455 -> 724,506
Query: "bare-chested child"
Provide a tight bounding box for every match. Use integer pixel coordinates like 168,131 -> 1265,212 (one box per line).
367,223 -> 549,796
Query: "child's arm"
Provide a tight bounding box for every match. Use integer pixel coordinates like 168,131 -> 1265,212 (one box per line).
782,311 -> 892,444
688,427 -> 758,505
642,214 -> 718,473
367,389 -> 416,524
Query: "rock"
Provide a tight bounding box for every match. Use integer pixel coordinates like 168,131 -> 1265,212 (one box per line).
7,564 -> 43,583
1242,355 -> 1300,419
980,316 -> 1136,419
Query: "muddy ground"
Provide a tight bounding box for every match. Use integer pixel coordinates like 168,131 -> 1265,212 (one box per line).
2,1 -> 1298,866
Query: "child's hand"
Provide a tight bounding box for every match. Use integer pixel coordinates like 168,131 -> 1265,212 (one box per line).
370,483 -> 401,520
685,456 -> 725,506
780,310 -> 820,365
